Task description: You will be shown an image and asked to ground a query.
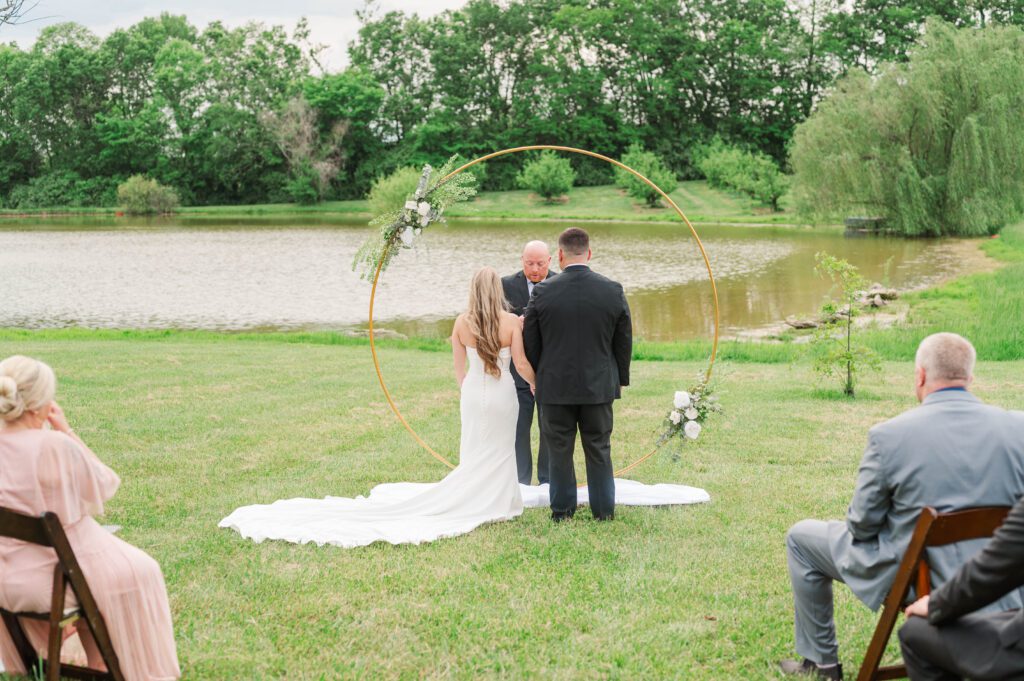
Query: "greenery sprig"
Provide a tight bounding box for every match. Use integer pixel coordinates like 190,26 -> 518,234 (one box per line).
352,156 -> 477,280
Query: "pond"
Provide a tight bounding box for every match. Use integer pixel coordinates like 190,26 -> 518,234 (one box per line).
0,216 -> 976,341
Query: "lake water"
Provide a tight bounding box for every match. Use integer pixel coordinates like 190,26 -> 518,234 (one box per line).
0,216 -> 974,341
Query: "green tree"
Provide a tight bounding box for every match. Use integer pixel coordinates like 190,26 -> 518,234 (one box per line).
791,19 -> 1024,235
615,143 -> 677,207
262,95 -> 347,204
698,140 -> 788,211
367,166 -> 421,218
117,175 -> 179,214
809,253 -> 880,397
517,151 -> 575,203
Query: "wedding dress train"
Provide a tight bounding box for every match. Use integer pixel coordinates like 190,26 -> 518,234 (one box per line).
219,347 -> 709,549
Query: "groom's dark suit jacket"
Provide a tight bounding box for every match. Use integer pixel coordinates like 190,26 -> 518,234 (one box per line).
522,265 -> 632,405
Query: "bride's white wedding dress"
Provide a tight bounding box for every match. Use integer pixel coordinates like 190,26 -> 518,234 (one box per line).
219,347 -> 709,549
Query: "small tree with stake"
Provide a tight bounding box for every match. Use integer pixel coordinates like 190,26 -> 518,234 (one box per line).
809,252 -> 880,396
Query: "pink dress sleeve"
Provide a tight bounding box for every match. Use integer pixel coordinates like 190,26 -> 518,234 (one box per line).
35,431 -> 120,523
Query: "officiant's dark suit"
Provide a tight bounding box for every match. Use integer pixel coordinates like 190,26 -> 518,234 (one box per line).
523,228 -> 632,520
502,268 -> 555,485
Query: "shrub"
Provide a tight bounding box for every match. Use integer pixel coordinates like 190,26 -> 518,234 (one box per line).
808,253 -> 881,397
698,141 -> 787,211
615,143 -> 678,207
367,166 -> 422,217
117,175 -> 180,215
8,172 -> 120,209
517,151 -> 575,203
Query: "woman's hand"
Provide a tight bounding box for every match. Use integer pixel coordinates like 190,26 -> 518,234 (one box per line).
47,401 -> 73,434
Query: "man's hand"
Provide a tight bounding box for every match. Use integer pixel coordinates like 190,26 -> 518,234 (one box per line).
904,594 -> 929,618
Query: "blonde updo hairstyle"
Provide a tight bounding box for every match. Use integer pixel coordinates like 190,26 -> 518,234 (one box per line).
0,355 -> 56,423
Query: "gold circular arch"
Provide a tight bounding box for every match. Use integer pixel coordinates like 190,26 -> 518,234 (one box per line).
368,145 -> 720,475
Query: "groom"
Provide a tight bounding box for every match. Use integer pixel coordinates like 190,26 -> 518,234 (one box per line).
502,240 -> 555,485
523,228 -> 632,521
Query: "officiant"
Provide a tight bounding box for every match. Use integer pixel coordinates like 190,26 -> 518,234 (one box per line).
502,240 -> 555,485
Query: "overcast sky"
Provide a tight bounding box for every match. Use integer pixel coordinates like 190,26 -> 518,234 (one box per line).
0,0 -> 469,70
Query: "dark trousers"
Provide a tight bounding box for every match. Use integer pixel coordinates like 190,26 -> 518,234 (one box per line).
514,385 -> 549,485
540,402 -> 615,519
899,611 -> 1024,681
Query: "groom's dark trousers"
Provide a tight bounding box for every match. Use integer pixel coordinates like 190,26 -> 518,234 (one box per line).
523,264 -> 632,520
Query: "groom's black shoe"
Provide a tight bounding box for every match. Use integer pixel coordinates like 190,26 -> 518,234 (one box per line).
779,659 -> 843,680
551,512 -> 573,522
593,513 -> 613,521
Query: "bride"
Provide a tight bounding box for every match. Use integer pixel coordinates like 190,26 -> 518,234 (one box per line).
219,267 -> 533,548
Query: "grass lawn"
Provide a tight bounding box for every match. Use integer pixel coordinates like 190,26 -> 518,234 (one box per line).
4,332 -> 1023,678
0,181 -> 797,226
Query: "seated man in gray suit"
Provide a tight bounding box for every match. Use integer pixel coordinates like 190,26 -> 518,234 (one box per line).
779,332 -> 1024,680
899,493 -> 1024,680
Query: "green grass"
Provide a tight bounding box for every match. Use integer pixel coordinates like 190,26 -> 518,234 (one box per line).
0,182 -> 799,226
4,334 -> 1021,678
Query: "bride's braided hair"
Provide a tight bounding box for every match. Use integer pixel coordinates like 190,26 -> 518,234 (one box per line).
466,267 -> 507,378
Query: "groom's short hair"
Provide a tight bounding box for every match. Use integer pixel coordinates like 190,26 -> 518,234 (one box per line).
559,228 -> 590,256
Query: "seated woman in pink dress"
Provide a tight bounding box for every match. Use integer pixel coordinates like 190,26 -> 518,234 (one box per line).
0,355 -> 180,681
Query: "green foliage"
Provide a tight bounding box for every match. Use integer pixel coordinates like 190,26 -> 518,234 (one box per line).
367,166 -> 422,218
698,140 -> 788,211
516,152 -> 575,203
116,175 -> 180,214
791,19 -> 1024,236
8,172 -> 119,209
614,143 -> 678,207
808,253 -> 880,396
354,157 -> 477,279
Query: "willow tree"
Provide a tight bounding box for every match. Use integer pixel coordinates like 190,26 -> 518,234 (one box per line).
790,19 -> 1024,236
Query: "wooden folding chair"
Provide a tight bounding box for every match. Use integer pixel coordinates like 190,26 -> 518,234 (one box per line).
0,506 -> 123,681
857,505 -> 1011,681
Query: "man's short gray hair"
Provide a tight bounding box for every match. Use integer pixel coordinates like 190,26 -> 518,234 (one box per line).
915,332 -> 976,383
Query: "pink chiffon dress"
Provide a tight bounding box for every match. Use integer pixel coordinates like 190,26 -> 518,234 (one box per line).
0,429 -> 180,680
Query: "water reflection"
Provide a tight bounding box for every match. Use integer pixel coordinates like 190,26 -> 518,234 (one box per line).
0,217 -> 974,341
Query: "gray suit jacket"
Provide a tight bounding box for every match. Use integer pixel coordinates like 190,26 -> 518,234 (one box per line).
828,389 -> 1024,610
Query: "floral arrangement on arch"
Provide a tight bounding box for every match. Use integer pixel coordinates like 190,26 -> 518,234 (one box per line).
352,157 -> 477,279
658,377 -> 721,458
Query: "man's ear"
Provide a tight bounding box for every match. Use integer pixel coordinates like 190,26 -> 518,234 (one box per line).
586,248 -> 593,261
915,365 -> 926,388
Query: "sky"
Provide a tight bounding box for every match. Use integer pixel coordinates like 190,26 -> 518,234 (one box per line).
0,0 -> 469,70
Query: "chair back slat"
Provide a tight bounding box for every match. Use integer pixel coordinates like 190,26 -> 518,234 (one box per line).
0,506 -> 53,546
858,504 -> 1012,681
926,506 -> 1009,546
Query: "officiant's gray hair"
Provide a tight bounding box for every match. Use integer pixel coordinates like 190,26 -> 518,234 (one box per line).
915,332 -> 976,383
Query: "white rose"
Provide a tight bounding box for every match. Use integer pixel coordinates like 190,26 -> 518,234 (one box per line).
669,410 -> 682,425
399,226 -> 415,246
684,420 -> 701,440
673,391 -> 691,409
413,227 -> 422,236
684,407 -> 699,421
419,215 -> 430,227
404,200 -> 418,211
417,201 -> 431,217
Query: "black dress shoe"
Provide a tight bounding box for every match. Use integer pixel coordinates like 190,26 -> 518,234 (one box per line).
593,514 -> 614,521
778,659 -> 843,679
551,512 -> 573,522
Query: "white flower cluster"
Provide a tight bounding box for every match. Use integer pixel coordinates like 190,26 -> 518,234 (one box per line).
669,390 -> 702,439
397,166 -> 443,247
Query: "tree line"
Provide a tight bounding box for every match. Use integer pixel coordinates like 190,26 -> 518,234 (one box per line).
1,0 -> 1022,210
